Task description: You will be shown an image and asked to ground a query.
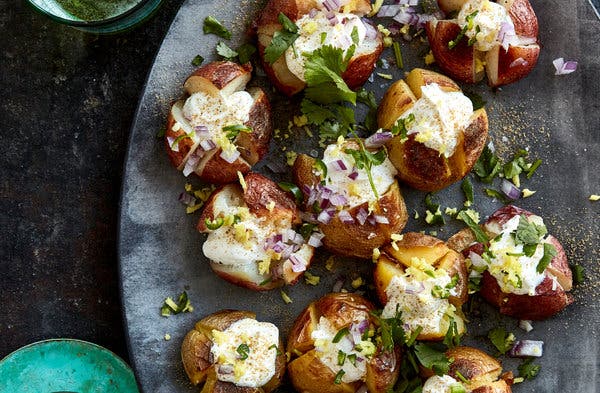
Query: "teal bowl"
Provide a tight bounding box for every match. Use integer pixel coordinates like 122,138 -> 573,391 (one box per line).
26,0 -> 164,34
0,339 -> 140,393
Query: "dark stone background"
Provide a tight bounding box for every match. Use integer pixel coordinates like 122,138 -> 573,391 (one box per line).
0,0 -> 183,361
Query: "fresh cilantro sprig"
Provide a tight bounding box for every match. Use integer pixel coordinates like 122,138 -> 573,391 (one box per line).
264,13 -> 299,64
160,291 -> 193,317
216,42 -> 257,64
474,145 -> 502,183
571,264 -> 585,284
203,16 -> 231,39
488,327 -> 515,355
518,358 -> 541,380
414,343 -> 452,376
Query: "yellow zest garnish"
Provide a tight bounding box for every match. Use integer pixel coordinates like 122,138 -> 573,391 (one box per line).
589,194 -> 600,201
424,51 -> 435,65
522,188 -> 536,198
266,201 -> 276,212
258,258 -> 271,275
293,115 -> 308,127
445,207 -> 458,216
164,333 -> 171,341
286,151 -> 297,166
351,277 -> 364,289
368,0 -> 384,16
372,247 -> 381,263
185,183 -> 193,192
186,204 -> 203,214
280,290 -> 292,304
414,210 -> 420,219
326,256 -> 336,271
377,73 -> 393,80
391,233 -> 404,241
304,271 -> 321,286
237,171 -> 247,192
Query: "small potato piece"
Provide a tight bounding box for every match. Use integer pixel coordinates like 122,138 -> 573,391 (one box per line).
448,205 -> 573,320
164,61 -> 273,183
421,347 -> 512,392
256,0 -> 383,96
373,232 -> 468,341
427,0 -> 539,87
292,140 -> 408,259
198,173 -> 314,291
287,293 -> 400,393
379,68 -> 488,191
182,310 -> 286,393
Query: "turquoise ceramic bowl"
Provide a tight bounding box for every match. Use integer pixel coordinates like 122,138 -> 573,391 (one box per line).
26,0 -> 164,34
0,339 -> 139,393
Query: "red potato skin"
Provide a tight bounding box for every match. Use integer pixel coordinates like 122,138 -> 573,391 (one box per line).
486,44 -> 540,87
504,0 -> 538,38
457,205 -> 573,320
164,102 -> 196,169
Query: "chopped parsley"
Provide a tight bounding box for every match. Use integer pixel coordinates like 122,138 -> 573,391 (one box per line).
443,315 -> 461,348
370,309 -> 405,351
473,145 -> 502,183
390,114 -> 415,141
414,343 -> 452,376
448,11 -> 478,49
514,215 -> 547,255
571,264 -> 585,284
518,358 -> 541,380
457,210 -> 489,244
488,327 -> 515,355
461,178 -> 474,205
236,343 -> 250,360
237,43 -> 257,64
334,369 -> 345,384
160,291 -> 193,317
203,16 -> 231,39
424,193 -> 445,225
264,13 -> 299,64
191,55 -> 204,67
216,41 -> 238,60
223,124 -> 252,141
357,88 -> 378,132
536,242 -> 557,273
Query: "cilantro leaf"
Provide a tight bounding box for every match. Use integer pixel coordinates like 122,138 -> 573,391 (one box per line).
484,188 -> 511,203
357,88 -> 378,132
488,327 -> 515,355
463,90 -> 486,110
370,309 -> 405,351
300,99 -> 337,125
473,145 -> 502,183
264,13 -> 299,64
414,343 -> 452,376
304,45 -> 356,104
461,178 -> 474,205
191,55 -> 204,67
278,12 -> 298,33
237,43 -> 256,64
391,114 -> 415,140
536,242 -> 557,273
514,215 -> 546,246
203,16 -> 231,39
457,210 -> 489,244
443,316 -> 461,348
216,42 -> 238,59
518,358 -> 541,380
571,264 -> 585,284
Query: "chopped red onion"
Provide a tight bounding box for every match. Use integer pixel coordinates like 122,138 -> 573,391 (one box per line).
289,254 -> 307,273
517,36 -> 537,45
553,57 -> 578,75
326,11 -> 338,25
220,149 -> 240,164
365,131 -> 393,148
366,214 -> 376,226
468,251 -> 485,267
501,179 -> 521,200
519,320 -> 534,332
178,192 -> 196,206
195,124 -> 209,133
300,211 -> 319,224
509,340 -> 544,357
308,232 -> 324,248
200,139 -> 216,151
317,209 -> 334,224
322,0 -> 340,12
404,282 -> 425,295
182,149 -> 204,177
167,136 -> 178,152
363,20 -> 377,40
374,215 -> 390,224
356,208 -> 368,225
377,4 -> 403,17
218,364 -> 234,374
272,240 -> 286,253
329,193 -> 348,207
509,57 -> 529,68
348,169 -> 359,180
332,279 -> 344,292
396,0 -> 419,5
309,8 -> 318,17
331,159 -> 348,171
338,210 -> 355,224
497,21 -> 516,51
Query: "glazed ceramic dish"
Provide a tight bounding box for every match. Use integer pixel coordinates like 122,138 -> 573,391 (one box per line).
118,0 -> 599,392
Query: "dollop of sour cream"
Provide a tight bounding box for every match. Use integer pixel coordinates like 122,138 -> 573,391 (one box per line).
471,214 -> 548,295
322,141 -> 397,208
285,11 -> 367,81
422,375 -> 464,393
399,83 -> 473,158
211,318 -> 279,387
382,261 -> 458,336
311,316 -> 375,383
457,0 -> 514,52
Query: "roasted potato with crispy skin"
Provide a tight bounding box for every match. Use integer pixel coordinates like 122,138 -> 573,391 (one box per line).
373,232 -> 468,341
448,205 -> 573,320
181,310 -> 286,393
378,68 -> 488,192
421,346 -> 512,392
427,0 -> 540,87
292,139 -> 408,259
287,293 -> 401,393
165,61 -> 272,183
198,172 -> 314,291
256,0 -> 383,96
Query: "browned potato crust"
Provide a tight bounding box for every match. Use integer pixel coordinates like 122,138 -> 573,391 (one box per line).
164,61 -> 272,183
181,310 -> 286,393
256,0 -> 382,96
378,68 -> 488,191
426,0 -> 539,87
292,141 -> 408,259
287,293 -> 401,393
447,205 -> 573,320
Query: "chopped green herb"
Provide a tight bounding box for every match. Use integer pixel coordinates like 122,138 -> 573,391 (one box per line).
484,188 -> 510,203
216,41 -> 238,59
264,13 -> 299,64
473,145 -> 501,183
333,327 -> 349,343
406,326 -> 423,347
334,369 -> 345,384
461,178 -> 474,205
337,350 -> 347,366
518,358 -> 541,380
347,353 -> 357,366
414,343 -> 452,376
351,26 -> 359,44
448,11 -> 478,49
345,138 -> 387,200
488,327 -> 515,355
391,113 -> 415,141
304,45 -> 356,104
526,158 -> 542,178
259,277 -> 273,286
278,182 -> 303,204
463,90 -> 486,110
571,264 -> 585,284
457,210 -> 488,244
357,88 -> 378,132
236,343 -> 250,360
443,316 -> 461,348
170,132 -> 194,150
237,43 -> 257,64
223,124 -> 252,141
205,217 -> 224,230
280,289 -> 292,304
455,370 -> 468,384
203,16 -> 231,39
268,344 -> 282,355
393,41 -> 404,69
467,24 -> 480,46
370,308 -> 405,351
424,193 -> 445,225
320,31 -> 328,44
450,383 -> 466,393
191,55 -> 204,67
160,291 -> 193,317
536,243 -> 557,273
156,127 -> 166,139
514,215 -> 547,250
299,222 -> 317,240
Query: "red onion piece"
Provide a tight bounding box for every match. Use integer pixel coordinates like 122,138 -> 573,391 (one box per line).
309,8 -> 318,17
404,282 -> 425,295
377,4 -> 403,17
200,139 -> 216,151
509,340 -> 544,357
167,136 -> 178,152
509,57 -> 528,68
517,36 -> 537,45
519,320 -> 533,332
308,233 -> 324,248
329,193 -> 348,207
300,211 -> 319,224
326,11 -> 338,25
365,131 -> 393,148
348,169 -> 359,180
501,179 -> 521,200
317,209 -> 334,224
289,254 -> 307,273
218,364 -> 234,374
374,215 -> 390,224
332,279 -> 344,292
178,192 -> 196,206
182,149 -> 204,176
195,124 -> 209,133
338,210 -> 355,224
497,21 -> 516,51
363,20 -> 377,40
356,208 -> 368,225
553,57 -> 578,75
331,159 -> 348,171
219,149 -> 240,164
